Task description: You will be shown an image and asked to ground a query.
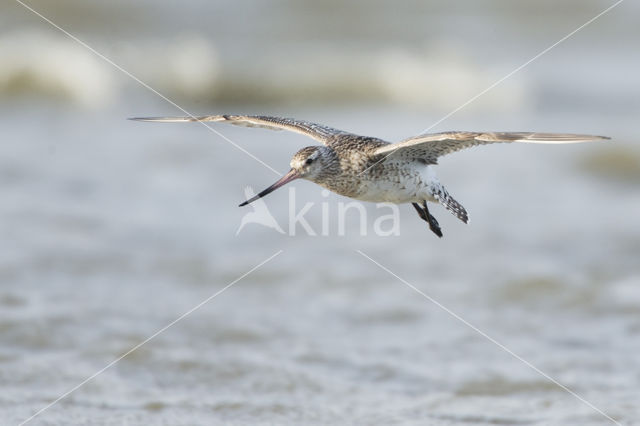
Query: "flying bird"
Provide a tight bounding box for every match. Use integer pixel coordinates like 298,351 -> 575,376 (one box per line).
130,115 -> 608,237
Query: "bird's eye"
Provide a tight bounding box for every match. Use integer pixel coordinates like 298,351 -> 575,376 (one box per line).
305,158 -> 314,165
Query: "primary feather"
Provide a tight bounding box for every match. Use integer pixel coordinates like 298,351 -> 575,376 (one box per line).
129,114 -> 348,145
372,131 -> 609,164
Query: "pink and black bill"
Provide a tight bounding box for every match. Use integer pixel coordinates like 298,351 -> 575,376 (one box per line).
239,169 -> 300,206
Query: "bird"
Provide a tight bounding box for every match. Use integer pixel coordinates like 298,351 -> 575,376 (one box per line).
130,114 -> 609,238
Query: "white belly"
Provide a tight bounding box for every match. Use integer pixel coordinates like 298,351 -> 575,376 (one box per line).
352,165 -> 440,204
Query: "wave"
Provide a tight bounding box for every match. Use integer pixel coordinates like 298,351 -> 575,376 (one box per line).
0,30 -> 528,109
0,29 -> 117,107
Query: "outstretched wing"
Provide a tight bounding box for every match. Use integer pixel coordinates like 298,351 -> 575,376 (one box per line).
129,114 -> 348,145
373,131 -> 609,164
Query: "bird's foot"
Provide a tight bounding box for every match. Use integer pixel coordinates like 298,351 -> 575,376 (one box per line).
412,202 -> 443,238
427,214 -> 443,238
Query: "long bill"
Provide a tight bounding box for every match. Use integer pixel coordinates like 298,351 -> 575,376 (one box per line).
239,169 -> 300,207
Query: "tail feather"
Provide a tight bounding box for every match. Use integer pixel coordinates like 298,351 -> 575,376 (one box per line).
434,191 -> 468,224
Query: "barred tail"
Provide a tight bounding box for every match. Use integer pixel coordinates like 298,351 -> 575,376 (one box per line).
434,190 -> 468,224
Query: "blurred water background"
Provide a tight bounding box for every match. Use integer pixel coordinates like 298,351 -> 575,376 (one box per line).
1,0 -> 639,424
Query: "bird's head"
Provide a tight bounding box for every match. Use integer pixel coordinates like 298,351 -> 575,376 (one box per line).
239,146 -> 334,207
289,146 -> 331,180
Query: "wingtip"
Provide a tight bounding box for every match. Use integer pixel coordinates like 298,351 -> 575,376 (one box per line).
582,135 -> 611,142
238,201 -> 248,207
523,133 -> 612,144
127,116 -> 199,122
585,134 -> 611,141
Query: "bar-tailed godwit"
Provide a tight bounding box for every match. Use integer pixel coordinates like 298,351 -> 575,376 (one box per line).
131,115 -> 608,237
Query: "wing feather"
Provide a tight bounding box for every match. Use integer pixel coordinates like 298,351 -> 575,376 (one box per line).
129,114 -> 347,145
373,131 -> 609,164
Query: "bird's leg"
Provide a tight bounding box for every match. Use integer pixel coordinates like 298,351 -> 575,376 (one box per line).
422,201 -> 443,238
412,202 -> 443,238
412,203 -> 429,222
